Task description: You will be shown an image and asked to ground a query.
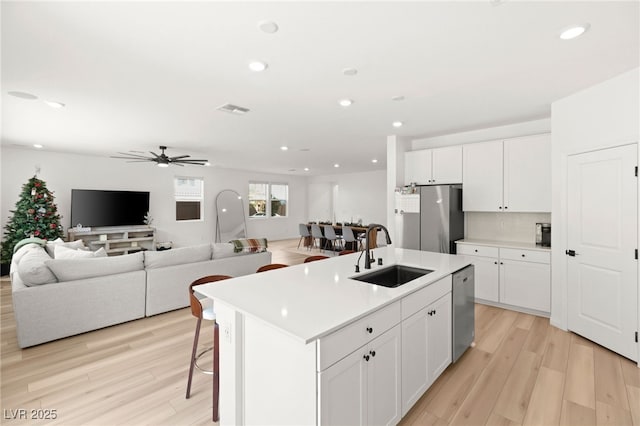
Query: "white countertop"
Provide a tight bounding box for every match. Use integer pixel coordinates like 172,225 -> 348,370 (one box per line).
196,247 -> 470,344
456,238 -> 551,252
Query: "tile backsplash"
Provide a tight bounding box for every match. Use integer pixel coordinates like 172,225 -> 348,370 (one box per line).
465,212 -> 551,244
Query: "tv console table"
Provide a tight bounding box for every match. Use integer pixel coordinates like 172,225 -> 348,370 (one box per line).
68,226 -> 156,256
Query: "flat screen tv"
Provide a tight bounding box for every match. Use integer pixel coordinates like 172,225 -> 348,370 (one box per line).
71,189 -> 150,227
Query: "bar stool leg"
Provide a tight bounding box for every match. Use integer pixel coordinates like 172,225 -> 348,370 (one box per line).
213,322 -> 220,422
186,318 -> 202,399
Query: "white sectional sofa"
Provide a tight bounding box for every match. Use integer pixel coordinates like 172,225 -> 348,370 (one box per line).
10,241 -> 271,348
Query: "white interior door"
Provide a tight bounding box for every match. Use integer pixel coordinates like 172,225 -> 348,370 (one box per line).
567,144 -> 638,361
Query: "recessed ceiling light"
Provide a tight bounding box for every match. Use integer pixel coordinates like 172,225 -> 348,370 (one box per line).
248,61 -> 268,72
342,68 -> 358,76
288,168 -> 296,172
33,144 -> 43,149
560,24 -> 590,40
392,121 -> 404,128
371,159 -> 378,163
334,163 -> 340,168
391,95 -> 405,101
300,148 -> 311,152
280,146 -> 288,151
258,20 -> 279,34
204,162 -> 211,167
8,91 -> 38,100
338,99 -> 353,107
304,167 -> 310,171
44,100 -> 65,109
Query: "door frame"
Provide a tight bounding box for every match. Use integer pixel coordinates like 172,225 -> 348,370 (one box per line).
557,141 -> 640,366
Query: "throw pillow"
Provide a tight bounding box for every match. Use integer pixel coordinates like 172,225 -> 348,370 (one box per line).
94,247 -> 108,258
17,246 -> 58,286
45,252 -> 144,281
54,245 -> 98,259
230,238 -> 268,253
144,244 -> 212,269
45,238 -> 87,257
13,237 -> 46,253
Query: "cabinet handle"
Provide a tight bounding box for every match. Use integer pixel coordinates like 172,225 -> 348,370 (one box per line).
500,262 -> 504,265
521,254 -> 525,257
369,350 -> 376,357
499,206 -> 503,210
433,310 -> 436,315
504,206 -> 508,210
474,249 -> 478,253
363,354 -> 370,361
494,261 -> 498,265
366,327 -> 373,334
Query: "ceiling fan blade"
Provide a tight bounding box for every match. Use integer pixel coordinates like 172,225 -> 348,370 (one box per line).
177,159 -> 208,163
169,155 -> 190,160
111,155 -> 153,160
126,160 -> 156,163
149,151 -> 161,159
115,152 -> 152,158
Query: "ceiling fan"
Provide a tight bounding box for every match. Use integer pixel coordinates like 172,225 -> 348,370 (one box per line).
112,146 -> 209,167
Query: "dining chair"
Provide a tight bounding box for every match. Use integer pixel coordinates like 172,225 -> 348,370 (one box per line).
297,223 -> 312,250
256,263 -> 289,273
342,226 -> 364,251
304,255 -> 329,263
186,274 -> 232,423
323,225 -> 343,252
338,250 -> 356,256
310,224 -> 324,251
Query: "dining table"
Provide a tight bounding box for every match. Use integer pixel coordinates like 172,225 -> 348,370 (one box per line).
305,223 -> 378,250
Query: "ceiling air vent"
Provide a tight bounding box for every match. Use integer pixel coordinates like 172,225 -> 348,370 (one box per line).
217,103 -> 250,115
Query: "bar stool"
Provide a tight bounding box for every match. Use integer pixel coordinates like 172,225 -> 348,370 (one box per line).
256,263 -> 288,272
304,255 -> 329,263
186,274 -> 232,422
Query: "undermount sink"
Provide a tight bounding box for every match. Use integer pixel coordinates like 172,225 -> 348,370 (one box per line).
351,265 -> 433,288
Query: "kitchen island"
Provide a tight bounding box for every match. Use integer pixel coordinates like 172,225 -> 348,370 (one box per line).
197,247 -> 471,425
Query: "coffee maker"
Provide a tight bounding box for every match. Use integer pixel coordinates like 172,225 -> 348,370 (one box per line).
536,223 -> 551,247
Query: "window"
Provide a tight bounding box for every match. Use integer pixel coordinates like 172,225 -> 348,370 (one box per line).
175,177 -> 204,221
249,182 -> 288,218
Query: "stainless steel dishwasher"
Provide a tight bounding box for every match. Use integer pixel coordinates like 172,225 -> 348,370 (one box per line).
452,265 -> 475,362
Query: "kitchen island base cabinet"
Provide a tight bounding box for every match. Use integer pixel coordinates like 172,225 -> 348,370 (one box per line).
401,292 -> 452,415
319,325 -> 401,426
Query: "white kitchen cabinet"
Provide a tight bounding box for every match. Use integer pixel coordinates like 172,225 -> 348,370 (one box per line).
462,134 -> 551,212
499,248 -> 551,312
456,244 -> 500,303
503,134 -> 552,212
320,325 -> 401,426
404,146 -> 462,185
401,286 -> 452,415
462,140 -> 504,211
456,241 -> 550,314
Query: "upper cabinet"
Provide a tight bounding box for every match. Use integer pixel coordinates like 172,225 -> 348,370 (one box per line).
462,134 -> 551,212
404,146 -> 462,185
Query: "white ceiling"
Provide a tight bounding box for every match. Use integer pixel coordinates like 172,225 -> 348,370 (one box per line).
2,1 -> 638,175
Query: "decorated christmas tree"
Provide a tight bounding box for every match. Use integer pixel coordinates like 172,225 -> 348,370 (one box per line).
0,176 -> 64,265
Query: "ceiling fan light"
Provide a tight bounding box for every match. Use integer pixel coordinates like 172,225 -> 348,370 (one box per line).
157,163 -> 169,168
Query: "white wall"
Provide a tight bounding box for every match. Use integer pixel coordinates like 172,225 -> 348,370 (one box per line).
1,147 -> 308,247
307,170 -> 387,226
550,67 -> 640,330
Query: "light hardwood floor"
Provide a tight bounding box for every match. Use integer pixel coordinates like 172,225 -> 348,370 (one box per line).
1,239 -> 638,425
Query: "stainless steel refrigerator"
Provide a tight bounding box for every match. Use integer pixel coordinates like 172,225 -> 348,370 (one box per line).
396,185 -> 464,253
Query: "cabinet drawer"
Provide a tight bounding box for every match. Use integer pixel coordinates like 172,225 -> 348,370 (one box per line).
401,275 -> 451,320
317,301 -> 401,371
499,248 -> 550,264
456,244 -> 499,258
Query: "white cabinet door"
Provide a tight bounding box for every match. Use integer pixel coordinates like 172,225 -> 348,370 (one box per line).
319,347 -> 367,426
401,308 -> 429,415
503,134 -> 551,212
367,325 -> 402,426
500,260 -> 550,313
404,150 -> 432,185
461,254 -> 499,302
432,145 -> 462,184
462,140 -> 503,211
427,293 -> 452,384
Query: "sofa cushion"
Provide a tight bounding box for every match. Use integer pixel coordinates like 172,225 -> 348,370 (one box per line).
45,238 -> 87,257
212,243 -> 237,259
144,244 -> 212,269
13,237 -> 46,253
45,252 -> 144,281
54,245 -> 107,259
17,245 -> 58,286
